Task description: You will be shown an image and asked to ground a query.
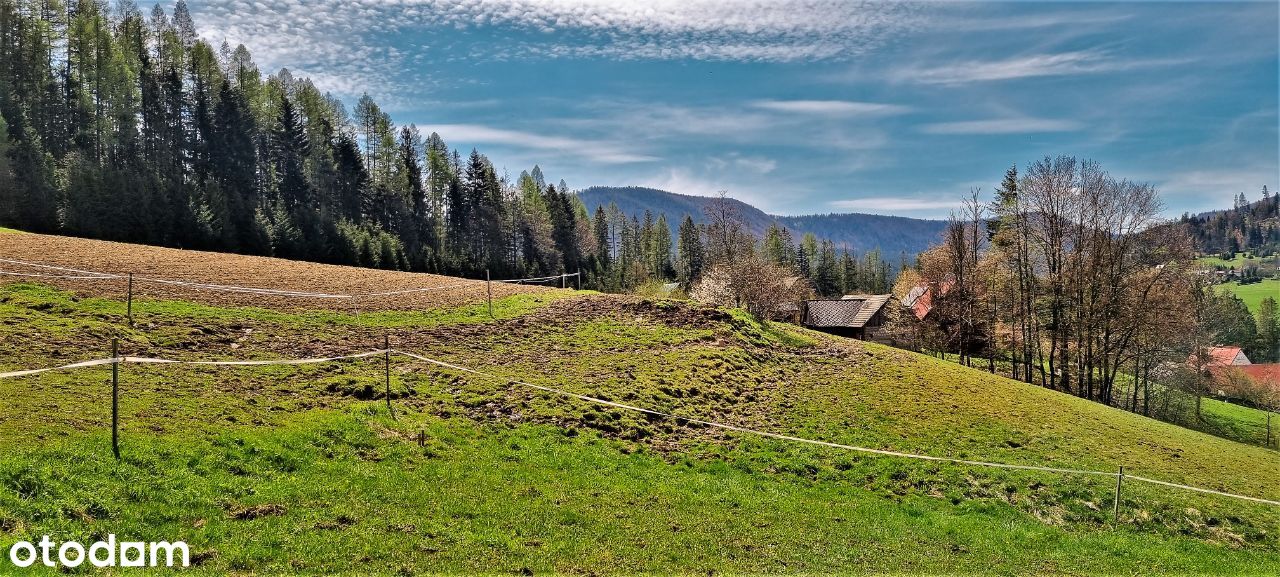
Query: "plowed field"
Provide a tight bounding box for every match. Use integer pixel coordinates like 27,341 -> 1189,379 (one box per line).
0,231 -> 557,311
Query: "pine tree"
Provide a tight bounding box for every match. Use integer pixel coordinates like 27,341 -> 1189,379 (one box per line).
272,93 -> 310,210
814,240 -> 840,296
676,214 -> 703,286
651,213 -> 673,279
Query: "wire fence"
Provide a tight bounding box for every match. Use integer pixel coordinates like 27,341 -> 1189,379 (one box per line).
0,257 -> 581,301
2,346 -> 1278,512
1,256 -> 1276,516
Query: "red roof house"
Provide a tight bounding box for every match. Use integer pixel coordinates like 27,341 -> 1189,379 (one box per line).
1190,346 -> 1252,368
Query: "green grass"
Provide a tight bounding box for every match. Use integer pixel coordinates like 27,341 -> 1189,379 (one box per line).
1,281 -> 1279,574
1197,253 -> 1276,269
922,352 -> 1278,449
2,412 -> 1276,576
1217,278 -> 1280,312
0,226 -> 22,234
1201,396 -> 1278,446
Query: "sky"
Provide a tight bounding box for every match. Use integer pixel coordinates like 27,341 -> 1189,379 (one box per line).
166,1 -> 1277,218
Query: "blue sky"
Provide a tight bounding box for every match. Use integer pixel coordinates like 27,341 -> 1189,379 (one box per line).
175,1 -> 1277,218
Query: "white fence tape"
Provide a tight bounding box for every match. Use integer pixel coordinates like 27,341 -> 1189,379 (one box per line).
0,257 -> 120,279
131,275 -> 354,299
0,357 -> 119,379
0,350 -> 386,379
0,270 -> 122,280
122,350 -> 387,366
1126,474 -> 1280,507
358,281 -> 478,298
496,272 -> 579,284
0,257 -> 570,299
6,337 -> 1274,508
393,348 -> 1280,508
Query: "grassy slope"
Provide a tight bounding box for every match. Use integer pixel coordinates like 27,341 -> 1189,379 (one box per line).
1217,278 -> 1280,312
1,283 -> 1278,575
1197,253 -> 1277,269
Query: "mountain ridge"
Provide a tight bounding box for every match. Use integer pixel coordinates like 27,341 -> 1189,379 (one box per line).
577,186 -> 949,258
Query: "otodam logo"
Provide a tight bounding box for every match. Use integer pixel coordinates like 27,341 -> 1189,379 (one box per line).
7,535 -> 189,569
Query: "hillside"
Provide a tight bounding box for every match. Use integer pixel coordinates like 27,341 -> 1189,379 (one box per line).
1,233 -> 1279,574
1183,193 -> 1280,257
578,186 -> 948,258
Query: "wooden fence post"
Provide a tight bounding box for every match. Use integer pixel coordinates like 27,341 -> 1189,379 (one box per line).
384,335 -> 394,420
486,269 -> 493,318
126,273 -> 133,326
1113,465 -> 1125,523
576,268 -> 581,290
560,273 -> 566,289
111,338 -> 120,460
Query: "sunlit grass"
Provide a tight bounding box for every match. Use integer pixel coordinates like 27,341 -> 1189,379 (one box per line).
1217,278 -> 1280,312
1,281 -> 1278,574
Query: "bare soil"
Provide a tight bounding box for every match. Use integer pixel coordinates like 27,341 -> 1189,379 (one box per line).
0,232 -> 555,311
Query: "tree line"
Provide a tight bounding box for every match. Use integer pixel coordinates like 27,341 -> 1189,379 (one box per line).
899,156 -> 1276,420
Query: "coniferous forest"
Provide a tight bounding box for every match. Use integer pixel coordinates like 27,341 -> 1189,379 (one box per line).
0,0 -> 600,282
0,0 -> 907,296
1180,190 -> 1280,258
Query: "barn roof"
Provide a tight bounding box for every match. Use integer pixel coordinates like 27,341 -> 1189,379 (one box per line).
1192,346 -> 1248,367
1231,363 -> 1280,386
804,294 -> 892,328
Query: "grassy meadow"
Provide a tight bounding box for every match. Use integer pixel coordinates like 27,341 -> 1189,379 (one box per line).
1,282 -> 1278,574
1217,278 -> 1280,312
1198,253 -> 1277,269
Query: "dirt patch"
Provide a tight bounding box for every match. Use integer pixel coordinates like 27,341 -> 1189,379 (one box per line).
227,503 -> 287,520
0,232 -> 552,312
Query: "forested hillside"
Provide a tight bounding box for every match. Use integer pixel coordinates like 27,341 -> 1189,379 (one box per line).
578,186 -> 948,260
1181,189 -> 1280,257
579,186 -> 912,294
0,0 -> 603,281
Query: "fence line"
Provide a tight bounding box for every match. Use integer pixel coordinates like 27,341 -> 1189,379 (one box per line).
0,257 -> 122,277
0,357 -> 119,379
0,269 -> 121,280
392,348 -> 1280,508
0,351 -> 387,379
130,275 -> 354,299
1126,474 -> 1280,507
495,272 -> 579,284
0,256 -> 575,300
2,334 -> 1277,509
122,350 -> 387,366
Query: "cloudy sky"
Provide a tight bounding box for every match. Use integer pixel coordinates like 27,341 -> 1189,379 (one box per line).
165,1 -> 1275,218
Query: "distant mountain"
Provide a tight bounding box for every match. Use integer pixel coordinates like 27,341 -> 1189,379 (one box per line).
576,186 -> 948,258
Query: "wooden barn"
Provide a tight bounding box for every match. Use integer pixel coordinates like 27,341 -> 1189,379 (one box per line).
801,294 -> 893,340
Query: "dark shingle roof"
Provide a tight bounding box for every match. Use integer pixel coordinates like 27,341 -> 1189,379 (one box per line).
804,294 -> 891,328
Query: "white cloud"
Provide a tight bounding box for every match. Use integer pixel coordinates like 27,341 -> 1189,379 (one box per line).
705,153 -> 777,175
918,118 -> 1083,135
895,50 -> 1187,85
750,100 -> 910,116
1156,168 -> 1277,208
185,0 -> 927,75
829,197 -> 965,213
637,168 -> 795,213
424,123 -> 657,164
